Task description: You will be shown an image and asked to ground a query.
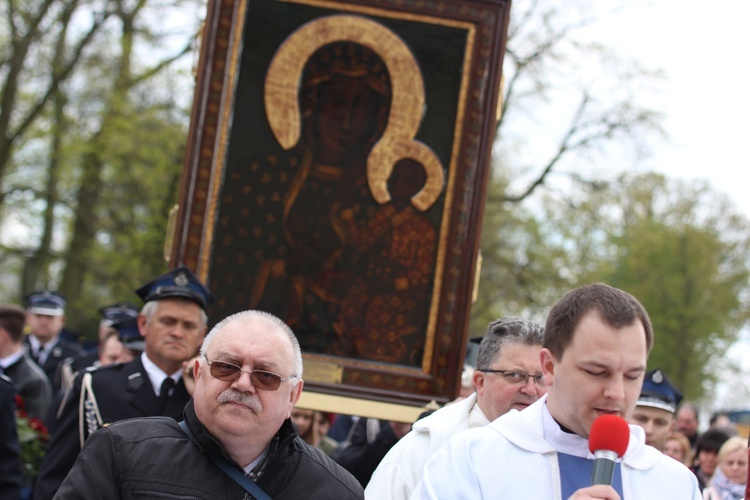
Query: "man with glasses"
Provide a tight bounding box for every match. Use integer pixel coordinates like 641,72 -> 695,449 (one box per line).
35,267 -> 212,500
412,283 -> 701,499
55,310 -> 364,499
365,317 -> 546,499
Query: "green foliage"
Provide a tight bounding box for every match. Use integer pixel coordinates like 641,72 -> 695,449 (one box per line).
596,174 -> 750,399
0,0 -> 202,337
482,172 -> 750,401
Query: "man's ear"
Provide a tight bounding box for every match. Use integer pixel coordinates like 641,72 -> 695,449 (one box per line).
137,314 -> 149,338
540,348 -> 556,387
193,357 -> 202,381
287,379 -> 304,418
472,369 -> 485,395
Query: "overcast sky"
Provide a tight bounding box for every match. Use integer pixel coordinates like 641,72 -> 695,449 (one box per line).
597,0 -> 750,215
597,0 -> 750,411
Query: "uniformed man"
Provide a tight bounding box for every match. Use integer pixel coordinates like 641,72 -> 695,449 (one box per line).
23,291 -> 83,391
112,316 -> 145,363
0,373 -> 22,499
58,302 -> 139,389
628,368 -> 683,451
0,304 -> 53,421
33,266 -> 213,500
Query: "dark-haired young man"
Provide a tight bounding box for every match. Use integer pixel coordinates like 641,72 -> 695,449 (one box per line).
413,283 -> 700,499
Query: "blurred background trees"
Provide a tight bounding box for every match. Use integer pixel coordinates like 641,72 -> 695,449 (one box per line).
1,0 -> 748,402
0,0 -> 201,333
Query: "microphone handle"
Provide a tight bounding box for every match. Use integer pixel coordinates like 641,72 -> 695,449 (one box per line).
591,450 -> 619,486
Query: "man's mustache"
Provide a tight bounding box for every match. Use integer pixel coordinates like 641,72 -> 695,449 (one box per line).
218,389 -> 263,412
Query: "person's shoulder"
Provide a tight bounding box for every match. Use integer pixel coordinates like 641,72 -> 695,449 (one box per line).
13,354 -> 45,375
102,415 -> 181,440
0,373 -> 14,391
413,395 -> 476,433
291,437 -> 364,495
56,338 -> 86,356
88,358 -> 141,380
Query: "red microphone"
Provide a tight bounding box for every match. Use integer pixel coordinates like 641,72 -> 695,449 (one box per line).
588,414 -> 630,486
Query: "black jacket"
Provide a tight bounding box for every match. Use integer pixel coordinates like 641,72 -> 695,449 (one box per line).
55,400 -> 364,499
3,351 -> 52,420
23,336 -> 83,392
0,375 -> 22,499
34,356 -> 191,500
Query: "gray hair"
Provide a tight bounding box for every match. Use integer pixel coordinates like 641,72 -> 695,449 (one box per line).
200,310 -> 303,380
140,298 -> 208,327
476,317 -> 544,370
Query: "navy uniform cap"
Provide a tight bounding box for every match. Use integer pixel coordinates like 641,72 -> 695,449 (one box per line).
25,291 -> 66,317
99,302 -> 139,326
113,317 -> 145,352
135,266 -> 213,311
638,369 -> 683,413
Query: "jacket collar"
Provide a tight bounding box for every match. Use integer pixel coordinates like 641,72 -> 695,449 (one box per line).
489,395 -> 663,469
182,399 -> 300,476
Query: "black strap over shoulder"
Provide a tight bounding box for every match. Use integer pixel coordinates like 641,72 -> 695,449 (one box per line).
178,420 -> 272,500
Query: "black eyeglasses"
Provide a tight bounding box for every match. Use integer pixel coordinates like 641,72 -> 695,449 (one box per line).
477,369 -> 546,387
204,356 -> 297,391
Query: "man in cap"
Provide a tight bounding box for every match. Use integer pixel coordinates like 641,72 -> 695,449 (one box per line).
0,304 -> 53,420
58,302 -> 139,389
112,316 -> 145,363
23,291 -> 83,391
365,317 -> 547,499
412,283 -> 700,499
55,310 -> 363,499
629,368 -> 683,452
34,266 -> 213,500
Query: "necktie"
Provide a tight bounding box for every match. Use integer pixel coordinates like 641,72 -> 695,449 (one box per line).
34,347 -> 45,366
159,377 -> 176,412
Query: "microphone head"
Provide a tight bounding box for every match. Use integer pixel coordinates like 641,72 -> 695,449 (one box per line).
588,414 -> 630,457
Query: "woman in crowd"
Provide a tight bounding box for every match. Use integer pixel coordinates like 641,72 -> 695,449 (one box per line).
691,427 -> 732,491
663,432 -> 692,467
291,408 -> 319,446
702,437 -> 747,500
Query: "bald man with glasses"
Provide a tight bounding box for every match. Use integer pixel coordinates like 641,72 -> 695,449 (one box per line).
55,310 -> 363,499
365,317 -> 546,500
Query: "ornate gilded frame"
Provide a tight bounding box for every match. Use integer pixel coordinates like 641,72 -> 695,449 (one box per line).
171,0 -> 510,420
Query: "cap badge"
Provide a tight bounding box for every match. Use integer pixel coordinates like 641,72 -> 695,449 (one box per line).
174,272 -> 189,287
652,370 -> 664,384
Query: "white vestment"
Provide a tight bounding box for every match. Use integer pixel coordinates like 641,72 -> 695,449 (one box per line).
365,393 -> 488,500
411,395 -> 701,500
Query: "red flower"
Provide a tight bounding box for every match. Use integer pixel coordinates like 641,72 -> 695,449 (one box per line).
15,394 -> 49,477
29,418 -> 49,441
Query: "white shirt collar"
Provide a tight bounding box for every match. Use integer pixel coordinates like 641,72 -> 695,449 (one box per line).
541,401 -> 592,458
243,449 -> 268,474
469,401 -> 491,428
28,334 -> 58,352
140,352 -> 182,396
0,348 -> 25,369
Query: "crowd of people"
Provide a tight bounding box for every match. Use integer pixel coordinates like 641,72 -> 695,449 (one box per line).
1,274 -> 748,499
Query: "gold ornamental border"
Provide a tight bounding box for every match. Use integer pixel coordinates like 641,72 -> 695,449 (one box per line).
198,0 -> 476,378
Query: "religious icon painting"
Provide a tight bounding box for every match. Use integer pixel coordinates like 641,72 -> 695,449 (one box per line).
171,0 -> 511,417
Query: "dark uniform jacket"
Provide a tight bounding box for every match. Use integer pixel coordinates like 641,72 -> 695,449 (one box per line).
0,375 -> 22,500
23,336 -> 82,392
3,351 -> 53,420
55,400 -> 364,499
34,356 -> 190,500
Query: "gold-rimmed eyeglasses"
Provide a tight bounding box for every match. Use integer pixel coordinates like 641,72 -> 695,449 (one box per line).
204,355 -> 296,391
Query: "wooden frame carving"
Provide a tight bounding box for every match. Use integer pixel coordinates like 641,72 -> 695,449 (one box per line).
171,0 -> 511,417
